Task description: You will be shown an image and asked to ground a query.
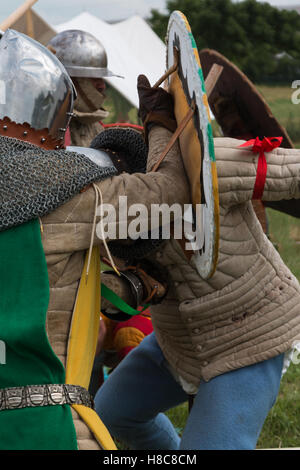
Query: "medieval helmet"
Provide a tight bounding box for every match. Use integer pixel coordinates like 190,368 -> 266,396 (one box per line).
47,30 -> 121,79
0,29 -> 76,143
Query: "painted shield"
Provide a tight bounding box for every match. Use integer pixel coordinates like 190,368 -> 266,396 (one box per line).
200,48 -> 299,219
166,11 -> 219,279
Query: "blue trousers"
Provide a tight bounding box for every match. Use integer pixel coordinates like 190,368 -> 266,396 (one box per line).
94,332 -> 284,450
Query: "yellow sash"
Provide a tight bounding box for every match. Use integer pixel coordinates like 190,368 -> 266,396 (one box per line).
65,246 -> 117,450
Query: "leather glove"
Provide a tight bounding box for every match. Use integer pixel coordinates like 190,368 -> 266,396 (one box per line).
137,74 -> 177,142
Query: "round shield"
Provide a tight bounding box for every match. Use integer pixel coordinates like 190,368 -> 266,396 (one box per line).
166,11 -> 220,279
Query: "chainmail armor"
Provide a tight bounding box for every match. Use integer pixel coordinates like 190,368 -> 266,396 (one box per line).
0,135 -> 117,232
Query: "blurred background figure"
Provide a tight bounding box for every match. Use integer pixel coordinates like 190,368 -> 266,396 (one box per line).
48,29 -> 121,147
89,311 -> 153,397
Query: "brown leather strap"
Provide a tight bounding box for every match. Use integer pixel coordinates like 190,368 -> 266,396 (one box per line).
130,266 -> 166,303
175,236 -> 193,262
150,63 -> 223,173
152,51 -> 179,89
151,101 -> 196,172
102,257 -> 167,304
170,223 -> 193,262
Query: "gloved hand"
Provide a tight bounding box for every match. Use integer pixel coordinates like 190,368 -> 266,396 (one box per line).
137,74 -> 177,142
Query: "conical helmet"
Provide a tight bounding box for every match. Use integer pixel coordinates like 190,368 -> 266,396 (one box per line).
48,29 -> 121,79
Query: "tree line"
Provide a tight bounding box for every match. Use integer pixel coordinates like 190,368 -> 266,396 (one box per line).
148,0 -> 300,83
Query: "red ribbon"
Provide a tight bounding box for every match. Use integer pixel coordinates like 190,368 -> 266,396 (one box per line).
239,136 -> 283,200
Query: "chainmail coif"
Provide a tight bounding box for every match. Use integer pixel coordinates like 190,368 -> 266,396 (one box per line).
0,135 -> 117,232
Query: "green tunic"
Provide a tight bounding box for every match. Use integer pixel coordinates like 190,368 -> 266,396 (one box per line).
0,220 -> 77,450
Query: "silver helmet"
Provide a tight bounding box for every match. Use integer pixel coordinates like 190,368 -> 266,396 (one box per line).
48,30 -> 121,79
0,29 -> 76,141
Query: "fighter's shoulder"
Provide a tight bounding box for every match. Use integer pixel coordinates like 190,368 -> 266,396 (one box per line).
213,137 -> 246,149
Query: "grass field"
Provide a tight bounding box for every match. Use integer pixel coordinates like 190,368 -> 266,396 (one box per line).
257,84 -> 300,148
257,209 -> 300,449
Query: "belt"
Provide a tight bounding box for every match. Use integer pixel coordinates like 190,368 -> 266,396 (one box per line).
0,384 -> 94,412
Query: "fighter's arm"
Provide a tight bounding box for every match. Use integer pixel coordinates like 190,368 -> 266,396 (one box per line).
41,124 -> 189,254
98,126 -> 188,209
215,137 -> 300,207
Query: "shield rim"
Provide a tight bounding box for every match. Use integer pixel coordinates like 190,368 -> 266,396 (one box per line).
166,10 -> 220,279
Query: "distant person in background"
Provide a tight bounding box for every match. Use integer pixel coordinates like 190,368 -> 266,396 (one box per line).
48,29 -> 121,147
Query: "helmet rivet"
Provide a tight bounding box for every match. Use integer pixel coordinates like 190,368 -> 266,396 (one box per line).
41,137 -> 46,143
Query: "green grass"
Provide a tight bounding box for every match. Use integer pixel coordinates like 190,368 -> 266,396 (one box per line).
256,209 -> 300,449
267,208 -> 300,280
257,363 -> 300,449
257,85 -> 300,147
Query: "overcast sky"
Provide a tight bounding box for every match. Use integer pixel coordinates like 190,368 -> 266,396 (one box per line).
0,0 -> 299,26
0,0 -> 167,25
